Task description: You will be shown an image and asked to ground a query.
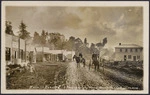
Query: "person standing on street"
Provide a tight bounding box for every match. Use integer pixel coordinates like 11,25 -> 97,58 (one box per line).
75,56 -> 80,68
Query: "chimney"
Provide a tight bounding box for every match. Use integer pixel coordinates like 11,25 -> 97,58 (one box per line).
119,43 -> 121,45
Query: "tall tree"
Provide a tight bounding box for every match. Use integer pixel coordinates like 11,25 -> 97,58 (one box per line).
102,37 -> 107,46
90,43 -> 95,53
33,31 -> 40,45
45,32 -> 48,36
65,36 -> 76,50
40,30 -> 46,46
5,21 -> 14,35
18,21 -> 30,39
84,38 -> 87,44
51,37 -> 62,49
69,36 -> 75,42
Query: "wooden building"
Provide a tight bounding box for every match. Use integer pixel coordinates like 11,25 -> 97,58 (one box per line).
115,43 -> 143,61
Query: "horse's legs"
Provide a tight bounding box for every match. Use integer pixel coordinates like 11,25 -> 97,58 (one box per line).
94,65 -> 96,71
89,64 -> 91,70
97,64 -> 99,70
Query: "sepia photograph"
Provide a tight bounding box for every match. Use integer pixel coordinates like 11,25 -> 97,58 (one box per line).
1,1 -> 149,94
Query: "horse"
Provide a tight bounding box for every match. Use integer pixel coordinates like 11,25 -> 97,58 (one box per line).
92,54 -> 99,71
73,55 -> 86,68
73,55 -> 77,61
75,56 -> 81,68
81,58 -> 86,67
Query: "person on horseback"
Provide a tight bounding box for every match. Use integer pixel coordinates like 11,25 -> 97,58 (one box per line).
92,52 -> 99,71
75,56 -> 80,68
73,55 -> 76,61
79,53 -> 86,67
79,53 -> 83,58
79,53 -> 83,62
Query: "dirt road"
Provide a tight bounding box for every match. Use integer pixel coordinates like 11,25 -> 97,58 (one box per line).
7,61 -> 142,90
65,61 -> 126,90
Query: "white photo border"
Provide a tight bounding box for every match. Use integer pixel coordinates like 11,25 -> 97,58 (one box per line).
1,1 -> 149,94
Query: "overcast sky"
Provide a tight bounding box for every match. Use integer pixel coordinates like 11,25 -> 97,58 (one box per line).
6,6 -> 143,48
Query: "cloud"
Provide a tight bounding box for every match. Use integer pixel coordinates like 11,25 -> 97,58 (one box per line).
30,7 -> 82,30
6,6 -> 143,47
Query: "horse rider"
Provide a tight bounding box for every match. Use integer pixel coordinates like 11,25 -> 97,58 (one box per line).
79,53 -> 86,67
73,55 -> 76,61
75,56 -> 80,68
92,52 -> 99,71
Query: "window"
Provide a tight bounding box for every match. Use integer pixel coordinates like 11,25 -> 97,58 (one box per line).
6,47 -> 11,61
137,56 -> 140,59
15,51 -> 17,58
130,49 -> 132,52
120,49 -> 122,52
128,55 -> 132,59
125,49 -> 127,52
140,48 -> 143,52
135,48 -> 138,52
124,55 -> 127,61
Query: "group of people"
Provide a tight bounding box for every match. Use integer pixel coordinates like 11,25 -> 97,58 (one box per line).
73,52 -> 103,71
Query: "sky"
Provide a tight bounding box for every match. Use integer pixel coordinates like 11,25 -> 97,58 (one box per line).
6,6 -> 143,48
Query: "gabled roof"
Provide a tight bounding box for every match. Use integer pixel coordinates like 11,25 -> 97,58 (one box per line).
115,44 -> 143,48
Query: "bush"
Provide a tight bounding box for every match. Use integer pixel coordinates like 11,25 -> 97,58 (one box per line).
7,64 -> 21,69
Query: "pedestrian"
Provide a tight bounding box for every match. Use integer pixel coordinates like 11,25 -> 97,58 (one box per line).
89,59 -> 92,70
29,63 -> 37,76
82,58 -> 86,67
29,52 -> 32,64
75,56 -> 80,68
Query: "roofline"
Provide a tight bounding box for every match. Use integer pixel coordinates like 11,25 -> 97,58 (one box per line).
115,47 -> 143,49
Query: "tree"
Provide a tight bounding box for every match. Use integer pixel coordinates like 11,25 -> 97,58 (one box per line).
69,36 -> 75,42
96,42 -> 103,47
90,43 -> 96,53
74,38 -> 83,53
18,21 -> 30,39
96,37 -> 107,48
45,32 -> 48,36
5,21 -> 14,35
84,38 -> 87,44
33,31 -> 40,45
64,36 -> 76,50
102,37 -> 107,46
40,30 -> 46,46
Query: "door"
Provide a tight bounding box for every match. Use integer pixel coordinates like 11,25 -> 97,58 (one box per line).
6,47 -> 11,61
124,55 -> 126,61
133,56 -> 136,61
15,51 -> 17,58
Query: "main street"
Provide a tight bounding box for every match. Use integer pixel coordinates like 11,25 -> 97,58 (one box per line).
7,61 -> 142,90
65,61 -> 123,90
